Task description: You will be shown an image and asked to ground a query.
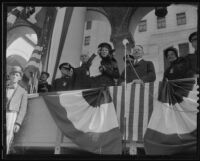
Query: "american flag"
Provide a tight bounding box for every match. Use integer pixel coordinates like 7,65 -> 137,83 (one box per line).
24,45 -> 43,93
109,82 -> 158,142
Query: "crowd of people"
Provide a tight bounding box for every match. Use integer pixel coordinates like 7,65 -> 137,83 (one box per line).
35,31 -> 197,93
6,31 -> 197,94
5,31 -> 198,154
36,42 -> 157,93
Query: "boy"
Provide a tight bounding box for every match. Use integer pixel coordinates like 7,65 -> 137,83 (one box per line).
6,66 -> 28,154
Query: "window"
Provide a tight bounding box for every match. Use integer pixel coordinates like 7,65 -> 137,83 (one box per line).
86,21 -> 92,30
178,43 -> 189,57
176,12 -> 186,25
157,17 -> 166,29
84,36 -> 90,46
138,20 -> 147,32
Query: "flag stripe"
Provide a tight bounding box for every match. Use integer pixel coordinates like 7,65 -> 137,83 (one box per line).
132,84 -> 140,141
143,83 -> 150,137
116,86 -> 122,126
138,84 -> 145,141
31,52 -> 42,58
28,57 -> 41,64
125,84 -> 131,140
127,84 -> 135,141
148,82 -> 154,122
113,86 -> 118,111
120,85 -> 125,135
108,82 -> 155,142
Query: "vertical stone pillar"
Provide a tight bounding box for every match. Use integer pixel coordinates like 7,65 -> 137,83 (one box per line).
55,7 -> 87,78
59,7 -> 86,66
47,7 -> 87,82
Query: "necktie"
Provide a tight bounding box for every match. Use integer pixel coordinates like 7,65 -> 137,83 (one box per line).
134,59 -> 138,65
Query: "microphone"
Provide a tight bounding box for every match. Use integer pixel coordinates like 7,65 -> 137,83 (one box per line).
122,39 -> 129,46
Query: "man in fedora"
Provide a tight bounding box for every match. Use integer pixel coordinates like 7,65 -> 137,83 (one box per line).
6,66 -> 28,154
38,71 -> 51,93
52,62 -> 75,91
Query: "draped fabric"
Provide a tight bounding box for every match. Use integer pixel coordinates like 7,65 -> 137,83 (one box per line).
24,45 -> 43,93
42,88 -> 122,154
144,78 -> 198,155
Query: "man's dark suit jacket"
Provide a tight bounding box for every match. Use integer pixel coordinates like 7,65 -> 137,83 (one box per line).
52,76 -> 75,91
120,59 -> 156,83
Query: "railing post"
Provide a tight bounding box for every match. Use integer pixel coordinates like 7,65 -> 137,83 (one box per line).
54,127 -> 62,154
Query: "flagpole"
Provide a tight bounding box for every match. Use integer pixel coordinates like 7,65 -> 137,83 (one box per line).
122,39 -> 129,143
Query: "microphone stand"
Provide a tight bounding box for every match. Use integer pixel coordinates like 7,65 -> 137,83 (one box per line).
122,42 -> 128,143
126,55 -> 141,81
124,44 -> 127,88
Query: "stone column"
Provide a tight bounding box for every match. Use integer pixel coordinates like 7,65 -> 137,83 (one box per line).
59,7 -> 86,66
55,7 -> 87,78
47,7 -> 87,82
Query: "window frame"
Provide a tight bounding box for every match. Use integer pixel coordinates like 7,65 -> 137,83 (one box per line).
176,12 -> 186,26
138,20 -> 147,32
86,21 -> 92,30
157,17 -> 166,29
84,36 -> 91,46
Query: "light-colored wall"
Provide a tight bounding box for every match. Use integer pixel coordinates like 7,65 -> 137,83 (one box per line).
82,10 -> 112,57
82,20 -> 112,56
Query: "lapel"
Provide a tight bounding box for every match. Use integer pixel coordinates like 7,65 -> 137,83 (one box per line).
135,59 -> 144,67
9,85 -> 23,110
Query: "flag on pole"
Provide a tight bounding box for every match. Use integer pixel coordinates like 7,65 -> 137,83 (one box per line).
24,45 -> 43,93
42,87 -> 122,154
144,78 -> 198,155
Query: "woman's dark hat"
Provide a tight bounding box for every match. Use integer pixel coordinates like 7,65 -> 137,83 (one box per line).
164,47 -> 178,58
98,42 -> 115,53
188,31 -> 197,42
41,71 -> 50,78
59,63 -> 73,70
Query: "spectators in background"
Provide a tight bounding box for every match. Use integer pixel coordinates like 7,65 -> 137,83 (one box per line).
38,72 -> 51,93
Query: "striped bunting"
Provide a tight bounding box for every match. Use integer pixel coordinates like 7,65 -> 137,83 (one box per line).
24,45 -> 43,79
108,82 -> 155,142
24,45 -> 43,93
144,79 -> 198,155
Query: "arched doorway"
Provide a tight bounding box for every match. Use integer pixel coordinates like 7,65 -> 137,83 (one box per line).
7,26 -> 38,74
